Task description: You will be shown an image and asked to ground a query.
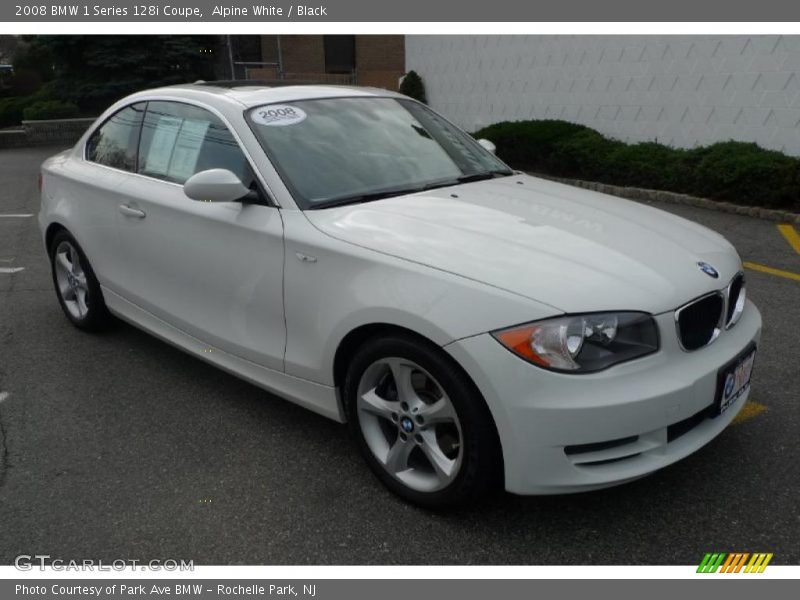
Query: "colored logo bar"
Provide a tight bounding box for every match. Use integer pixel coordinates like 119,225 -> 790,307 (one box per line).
697,552 -> 773,573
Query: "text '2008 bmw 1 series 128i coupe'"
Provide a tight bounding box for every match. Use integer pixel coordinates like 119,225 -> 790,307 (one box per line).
38,82 -> 760,507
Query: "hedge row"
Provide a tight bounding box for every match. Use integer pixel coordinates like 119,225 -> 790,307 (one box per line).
22,100 -> 80,121
0,82 -> 81,128
474,120 -> 800,211
0,97 -> 81,127
0,97 -> 29,128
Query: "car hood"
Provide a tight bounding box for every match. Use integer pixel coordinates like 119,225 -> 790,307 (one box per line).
304,175 -> 741,314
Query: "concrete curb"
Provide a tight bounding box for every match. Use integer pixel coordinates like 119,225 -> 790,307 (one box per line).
531,173 -> 800,225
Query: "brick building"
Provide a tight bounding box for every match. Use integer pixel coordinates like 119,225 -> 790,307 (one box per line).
243,35 -> 405,91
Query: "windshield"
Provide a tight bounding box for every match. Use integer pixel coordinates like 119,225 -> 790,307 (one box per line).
247,96 -> 512,209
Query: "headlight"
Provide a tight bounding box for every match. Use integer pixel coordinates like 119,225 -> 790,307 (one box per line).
492,312 -> 659,373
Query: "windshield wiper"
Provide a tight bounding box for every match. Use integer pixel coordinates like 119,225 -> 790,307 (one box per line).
311,176 -> 469,209
456,169 -> 514,184
310,170 -> 514,210
310,187 -> 425,210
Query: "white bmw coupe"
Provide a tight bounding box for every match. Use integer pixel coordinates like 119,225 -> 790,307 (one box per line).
39,83 -> 760,506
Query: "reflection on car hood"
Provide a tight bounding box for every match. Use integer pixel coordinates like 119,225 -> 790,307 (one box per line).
304,175 -> 741,314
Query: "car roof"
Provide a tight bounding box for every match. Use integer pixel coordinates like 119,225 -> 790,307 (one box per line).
128,82 -> 405,108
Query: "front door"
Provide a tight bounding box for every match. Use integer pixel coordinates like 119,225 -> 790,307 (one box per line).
114,100 -> 286,372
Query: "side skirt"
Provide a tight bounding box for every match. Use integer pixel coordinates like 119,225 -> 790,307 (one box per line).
103,287 -> 345,423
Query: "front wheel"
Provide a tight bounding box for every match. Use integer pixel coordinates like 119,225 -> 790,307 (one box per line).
344,334 -> 503,508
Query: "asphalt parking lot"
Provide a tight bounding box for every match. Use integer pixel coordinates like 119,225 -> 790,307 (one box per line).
1,145 -> 798,565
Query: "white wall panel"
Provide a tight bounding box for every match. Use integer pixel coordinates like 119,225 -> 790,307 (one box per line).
406,35 -> 800,155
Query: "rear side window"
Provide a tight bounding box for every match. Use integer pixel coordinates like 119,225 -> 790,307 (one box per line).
138,101 -> 254,186
86,103 -> 146,171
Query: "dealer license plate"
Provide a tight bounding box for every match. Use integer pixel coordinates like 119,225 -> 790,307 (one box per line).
714,344 -> 757,416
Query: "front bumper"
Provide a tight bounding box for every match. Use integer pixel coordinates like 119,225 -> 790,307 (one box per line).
445,300 -> 762,495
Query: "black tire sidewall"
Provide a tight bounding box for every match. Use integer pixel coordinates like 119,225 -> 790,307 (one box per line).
343,334 -> 502,508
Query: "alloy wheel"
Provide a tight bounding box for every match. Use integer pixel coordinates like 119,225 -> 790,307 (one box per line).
356,357 -> 463,493
54,240 -> 90,320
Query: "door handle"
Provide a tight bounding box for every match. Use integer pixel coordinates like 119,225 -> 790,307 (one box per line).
119,204 -> 146,219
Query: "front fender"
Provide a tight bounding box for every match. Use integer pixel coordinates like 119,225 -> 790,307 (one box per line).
280,211 -> 559,385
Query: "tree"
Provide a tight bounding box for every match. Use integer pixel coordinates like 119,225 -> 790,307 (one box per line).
399,70 -> 427,104
0,35 -> 20,64
4,36 -> 53,96
20,36 -> 222,111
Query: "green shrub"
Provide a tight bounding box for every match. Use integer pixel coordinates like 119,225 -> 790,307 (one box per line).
686,142 -> 800,209
605,142 -> 688,191
550,129 -> 623,180
0,96 -> 29,128
399,71 -> 427,104
22,99 -> 80,121
474,119 -> 800,211
475,120 -> 592,172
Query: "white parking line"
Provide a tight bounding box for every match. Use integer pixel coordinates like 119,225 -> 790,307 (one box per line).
0,392 -> 8,404
0,267 -> 24,274
0,214 -> 33,218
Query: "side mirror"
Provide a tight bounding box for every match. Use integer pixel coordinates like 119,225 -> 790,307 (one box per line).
476,138 -> 496,155
184,169 -> 254,203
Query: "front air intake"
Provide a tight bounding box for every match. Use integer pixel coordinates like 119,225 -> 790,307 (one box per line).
675,292 -> 724,351
726,273 -> 745,327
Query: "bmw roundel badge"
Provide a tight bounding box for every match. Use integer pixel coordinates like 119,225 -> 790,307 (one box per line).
697,261 -> 719,278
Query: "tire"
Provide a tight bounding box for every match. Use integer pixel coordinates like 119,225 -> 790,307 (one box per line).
49,230 -> 111,331
343,333 -> 503,508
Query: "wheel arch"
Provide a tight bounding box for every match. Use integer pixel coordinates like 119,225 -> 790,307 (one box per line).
45,223 -> 98,271
333,323 -> 437,391
332,322 -> 505,475
44,221 -> 69,254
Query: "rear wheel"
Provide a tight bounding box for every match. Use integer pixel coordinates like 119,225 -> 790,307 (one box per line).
50,230 -> 111,331
344,334 -> 502,507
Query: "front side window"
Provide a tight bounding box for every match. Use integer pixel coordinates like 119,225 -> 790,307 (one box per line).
86,103 -> 146,172
248,96 -> 512,209
138,101 -> 255,186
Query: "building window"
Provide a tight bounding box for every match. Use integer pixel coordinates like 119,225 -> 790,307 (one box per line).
323,35 -> 355,74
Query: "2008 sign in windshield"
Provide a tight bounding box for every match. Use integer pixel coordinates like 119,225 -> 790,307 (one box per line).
251,105 -> 307,127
